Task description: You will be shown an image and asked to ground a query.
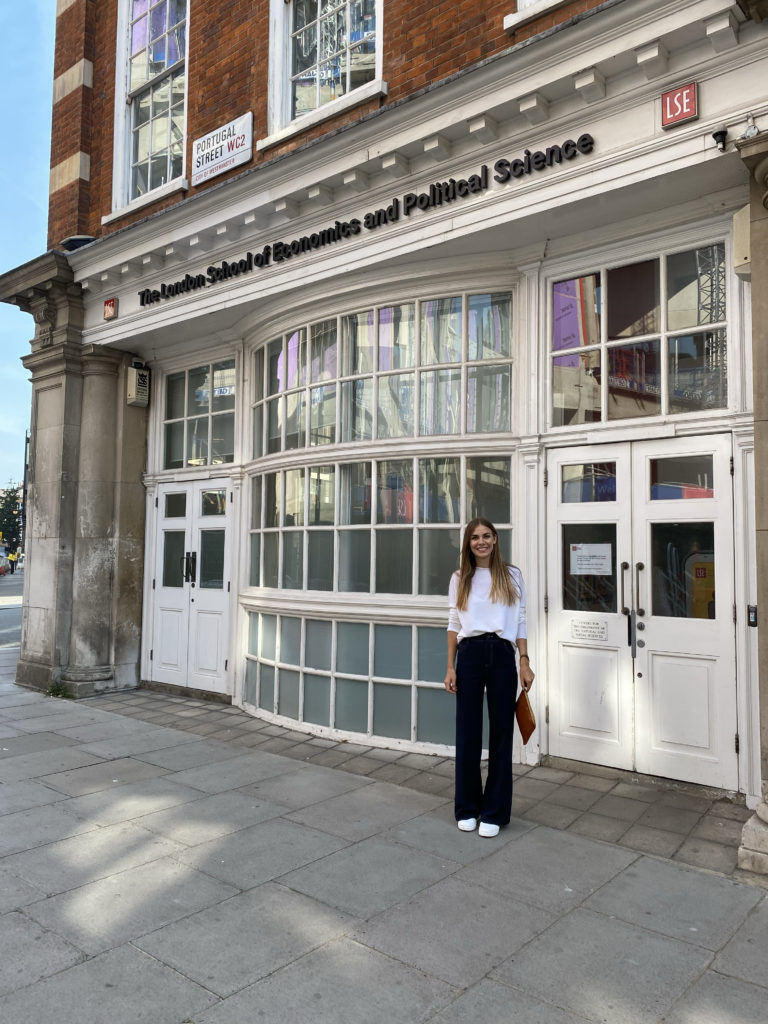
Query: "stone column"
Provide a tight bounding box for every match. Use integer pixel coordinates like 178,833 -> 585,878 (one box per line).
737,132 -> 768,874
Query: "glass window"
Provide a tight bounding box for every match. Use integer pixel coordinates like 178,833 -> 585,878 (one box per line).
310,384 -> 336,445
311,319 -> 337,381
552,352 -> 601,426
249,534 -> 261,587
260,663 -> 275,711
467,365 -> 510,433
163,359 -> 236,469
304,673 -> 331,726
307,531 -> 334,590
421,296 -> 462,365
337,621 -> 369,675
305,619 -> 332,670
201,489 -> 226,517
416,688 -> 454,744
261,613 -> 277,660
334,678 -> 368,732
377,372 -> 414,439
379,304 -> 415,369
419,458 -> 460,524
650,456 -> 714,499
340,378 -> 373,441
278,669 -> 301,719
340,462 -> 371,525
552,274 -> 600,351
376,528 -> 412,593
419,529 -> 460,596
562,523 -> 617,613
667,244 -> 726,330
284,469 -> 305,526
561,463 -> 617,503
342,310 -> 375,375
280,616 -> 302,664
309,465 -> 334,524
373,682 -> 410,739
420,368 -> 461,436
338,530 -> 370,591
418,627 -> 448,683
282,532 -> 303,588
606,341 -> 661,420
466,457 -> 510,523
374,625 -> 411,678
651,522 -> 715,618
199,530 -> 224,589
607,259 -> 659,339
668,330 -> 727,413
377,461 -> 413,524
263,533 -> 279,588
162,530 -> 185,587
164,493 -> 186,517
468,294 -> 511,360
285,329 -> 307,390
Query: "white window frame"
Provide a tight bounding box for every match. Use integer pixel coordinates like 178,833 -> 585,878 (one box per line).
503,0 -> 572,35
259,0 -> 386,152
108,0 -> 190,222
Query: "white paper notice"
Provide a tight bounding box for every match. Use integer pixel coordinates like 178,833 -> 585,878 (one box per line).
569,543 -> 612,576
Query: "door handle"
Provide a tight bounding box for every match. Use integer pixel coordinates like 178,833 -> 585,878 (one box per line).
620,561 -> 630,615
189,551 -> 197,587
180,554 -> 188,583
635,561 -> 645,617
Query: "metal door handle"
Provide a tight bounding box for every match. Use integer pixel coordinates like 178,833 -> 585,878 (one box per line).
620,561 -> 629,615
635,561 -> 645,617
189,551 -> 197,587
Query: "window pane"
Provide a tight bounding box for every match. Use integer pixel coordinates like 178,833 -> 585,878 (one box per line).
306,619 -> 332,670
211,413 -> 234,463
553,275 -> 600,351
244,660 -> 258,704
310,384 -> 336,445
334,678 -> 368,732
164,493 -> 186,517
263,532 -> 279,587
607,341 -> 661,420
261,613 -> 277,660
650,456 -> 714,499
337,621 -> 369,675
418,627 -> 448,683
281,616 -> 302,664
340,378 -> 373,441
252,404 -> 264,457
285,329 -> 307,390
553,352 -> 601,426
199,530 -> 225,589
284,469 -> 304,526
164,421 -> 184,469
419,458 -> 460,523
373,682 -> 411,740
188,365 -> 209,414
377,460 -> 413,524
342,310 -> 374,374
304,673 -> 331,726
421,296 -> 462,364
668,330 -> 727,413
667,244 -> 726,330
253,347 -> 265,402
377,372 -> 414,439
561,463 -> 617,503
260,664 -> 275,711
266,397 -> 282,453
607,259 -> 659,338
267,338 -> 283,395
419,528 -> 460,595
282,532 -> 304,588
338,530 -> 370,591
416,688 -> 455,744
379,304 -> 415,369
310,318 -> 337,381
212,360 -> 236,412
562,523 -> 616,613
201,489 -> 226,516
309,465 -> 334,524
166,370 -> 185,419
278,669 -> 300,720
248,611 -> 259,655
249,533 -> 260,586
376,529 -> 412,593
162,530 -> 185,587
467,365 -> 510,433
340,462 -> 372,524
468,293 -> 511,360
251,477 -> 262,529
374,625 -> 411,678
467,457 -> 510,523
264,472 -> 279,528
308,531 -> 334,590
651,522 -> 715,618
285,391 -> 306,450
186,416 -> 208,465
419,368 -> 461,435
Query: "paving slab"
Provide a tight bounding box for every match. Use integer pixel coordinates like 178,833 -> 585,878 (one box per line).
0,801 -> 99,856
280,835 -> 458,918
0,911 -> 84,997
0,943 -> 218,1024
0,745 -> 105,784
178,817 -> 349,889
354,875 -> 555,987
663,969 -> 768,1024
0,731 -> 81,758
64,775 -> 205,826
384,805 -> 535,864
285,779 -> 445,841
491,908 -> 712,1024
24,858 -> 239,955
0,778 -> 68,815
170,750 -> 295,793
458,826 -> 637,913
712,894 -> 768,986
41,756 -> 170,796
136,790 -> 288,845
583,856 -> 763,950
240,761 -> 373,809
193,937 -> 457,1024
133,738 -> 251,771
0,865 -> 48,913
136,882 -> 355,997
78,726 -> 203,758
427,978 -> 593,1024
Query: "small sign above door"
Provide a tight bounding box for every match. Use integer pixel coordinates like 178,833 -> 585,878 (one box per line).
661,83 -> 698,129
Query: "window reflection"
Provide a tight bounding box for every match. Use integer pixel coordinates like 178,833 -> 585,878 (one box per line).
562,523 -> 617,613
651,522 -> 715,618
552,274 -> 600,351
561,463 -> 616,503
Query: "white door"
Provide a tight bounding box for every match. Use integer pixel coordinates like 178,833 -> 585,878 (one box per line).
151,480 -> 232,693
547,436 -> 738,789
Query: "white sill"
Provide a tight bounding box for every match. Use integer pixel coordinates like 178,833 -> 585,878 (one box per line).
102,178 -> 189,226
257,79 -> 388,153
503,0 -> 572,34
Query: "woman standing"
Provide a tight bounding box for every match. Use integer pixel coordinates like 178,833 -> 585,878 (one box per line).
445,517 -> 535,837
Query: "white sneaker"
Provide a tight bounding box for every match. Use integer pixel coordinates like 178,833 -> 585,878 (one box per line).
478,822 -> 500,838
457,818 -> 478,831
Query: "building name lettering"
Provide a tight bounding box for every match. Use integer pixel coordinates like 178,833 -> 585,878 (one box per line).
138,133 -> 594,308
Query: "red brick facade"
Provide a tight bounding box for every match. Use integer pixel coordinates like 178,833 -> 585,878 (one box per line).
47,0 -> 610,248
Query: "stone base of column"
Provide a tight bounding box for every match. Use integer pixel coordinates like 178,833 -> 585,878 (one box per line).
59,664 -> 118,698
737,803 -> 768,874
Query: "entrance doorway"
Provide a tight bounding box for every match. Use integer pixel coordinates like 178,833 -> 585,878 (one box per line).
546,436 -> 738,789
151,480 -> 233,693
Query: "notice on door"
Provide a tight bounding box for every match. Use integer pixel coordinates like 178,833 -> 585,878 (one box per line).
571,619 -> 608,641
569,543 -> 612,576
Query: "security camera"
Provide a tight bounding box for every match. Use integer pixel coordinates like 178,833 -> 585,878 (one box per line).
712,128 -> 727,152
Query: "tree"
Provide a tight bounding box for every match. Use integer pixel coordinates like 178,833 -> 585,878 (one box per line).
0,481 -> 22,552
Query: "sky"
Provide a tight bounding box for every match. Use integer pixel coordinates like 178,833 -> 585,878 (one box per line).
0,4 -> 56,488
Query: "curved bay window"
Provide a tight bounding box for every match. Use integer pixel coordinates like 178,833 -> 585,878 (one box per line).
244,290 -> 514,747
552,243 -> 728,426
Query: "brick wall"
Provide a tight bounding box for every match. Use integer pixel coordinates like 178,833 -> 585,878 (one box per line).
47,0 -> 609,248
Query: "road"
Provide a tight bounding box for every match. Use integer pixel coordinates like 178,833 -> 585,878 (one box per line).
0,568 -> 23,648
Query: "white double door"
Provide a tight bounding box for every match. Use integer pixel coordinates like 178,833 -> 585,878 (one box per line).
547,436 -> 738,789
151,480 -> 232,693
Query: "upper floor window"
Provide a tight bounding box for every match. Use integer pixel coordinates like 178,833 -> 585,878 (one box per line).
164,360 -> 235,469
551,243 -> 728,427
127,0 -> 187,200
291,0 -> 377,119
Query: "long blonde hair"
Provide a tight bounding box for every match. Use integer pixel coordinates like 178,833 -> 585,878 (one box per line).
455,517 -> 520,611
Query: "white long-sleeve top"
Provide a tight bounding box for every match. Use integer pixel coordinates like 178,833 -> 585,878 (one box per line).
447,566 -> 527,645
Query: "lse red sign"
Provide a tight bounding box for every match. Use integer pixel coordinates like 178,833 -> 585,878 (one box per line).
661,83 -> 698,129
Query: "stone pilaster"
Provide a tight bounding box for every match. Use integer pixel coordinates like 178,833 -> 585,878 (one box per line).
736,133 -> 768,874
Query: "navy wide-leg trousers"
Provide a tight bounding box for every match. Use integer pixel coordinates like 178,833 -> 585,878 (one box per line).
454,633 -> 518,826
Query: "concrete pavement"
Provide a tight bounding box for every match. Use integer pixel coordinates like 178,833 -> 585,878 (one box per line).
1,647 -> 768,1023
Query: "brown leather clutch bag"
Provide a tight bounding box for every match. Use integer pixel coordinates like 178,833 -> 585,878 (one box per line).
516,690 -> 536,744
